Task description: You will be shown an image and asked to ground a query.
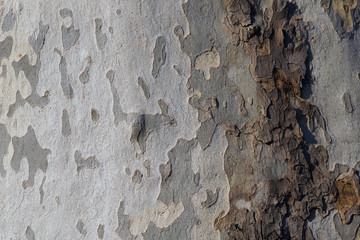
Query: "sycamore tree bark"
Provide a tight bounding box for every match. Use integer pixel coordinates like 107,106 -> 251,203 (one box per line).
0,0 -> 360,239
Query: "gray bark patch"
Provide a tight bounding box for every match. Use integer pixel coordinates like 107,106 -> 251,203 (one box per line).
138,77 -> 150,99
0,124 -> 11,178
95,18 -> 107,50
0,65 -> 7,78
2,9 -> 16,32
11,126 -> 50,189
28,22 -> 49,54
115,201 -> 133,239
196,119 -> 217,150
8,22 -> 49,117
7,90 -> 25,118
130,111 -> 175,153
61,109 -> 71,136
342,92 -> 353,113
61,24 -> 80,51
333,212 -> 360,240
79,66 -> 89,84
144,139 -> 200,239
97,224 -> 104,239
26,226 -> 36,240
59,56 -> 73,99
151,36 -> 167,78
0,36 -> 13,64
201,187 -> 220,208
158,99 -> 168,115
59,8 -> 73,18
76,219 -> 87,236
132,169 -> 143,184
74,150 -> 100,173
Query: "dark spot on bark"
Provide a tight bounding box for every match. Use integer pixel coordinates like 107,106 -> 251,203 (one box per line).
91,108 -> 100,122
151,36 -> 167,78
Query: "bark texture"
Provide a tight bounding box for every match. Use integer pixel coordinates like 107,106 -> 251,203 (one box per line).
1,0 -> 360,239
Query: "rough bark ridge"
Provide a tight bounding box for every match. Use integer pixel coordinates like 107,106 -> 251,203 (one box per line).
215,0 -> 339,239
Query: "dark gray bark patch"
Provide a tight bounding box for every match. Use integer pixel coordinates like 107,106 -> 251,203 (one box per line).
61,24 -> 80,50
74,150 -> 100,173
2,9 -> 16,32
201,187 -> 220,208
95,18 -> 107,50
11,126 -> 51,189
79,66 -> 89,84
333,212 -> 360,240
342,91 -> 353,113
97,224 -> 104,239
0,65 -> 7,78
0,124 -> 11,178
76,219 -> 87,236
138,77 -> 150,99
61,109 -> 71,136
129,111 -> 175,153
7,90 -> 25,118
91,108 -> 100,122
196,119 -> 217,150
8,22 -> 49,117
28,22 -> 49,54
59,8 -> 73,18
132,169 -> 143,184
143,139 -> 200,239
60,9 -> 80,51
0,36 -> 13,64
151,36 -> 167,78
157,99 -> 168,115
26,226 -> 36,240
115,201 -> 133,239
59,55 -> 73,99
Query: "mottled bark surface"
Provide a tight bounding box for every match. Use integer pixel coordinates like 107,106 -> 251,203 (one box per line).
1,0 -> 360,239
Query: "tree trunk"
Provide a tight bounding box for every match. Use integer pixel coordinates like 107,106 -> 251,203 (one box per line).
0,0 -> 359,239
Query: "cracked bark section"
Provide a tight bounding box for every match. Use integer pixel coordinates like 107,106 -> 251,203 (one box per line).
215,0 -> 339,239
